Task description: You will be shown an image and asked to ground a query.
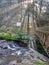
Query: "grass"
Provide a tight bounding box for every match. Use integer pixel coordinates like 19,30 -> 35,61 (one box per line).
33,61 -> 45,65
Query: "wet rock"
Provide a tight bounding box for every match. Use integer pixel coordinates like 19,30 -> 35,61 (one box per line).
0,40 -> 6,43
0,43 -> 8,49
22,59 -> 33,65
0,40 -> 48,65
5,55 -> 22,63
19,42 -> 28,47
15,49 -> 25,56
0,49 -> 13,56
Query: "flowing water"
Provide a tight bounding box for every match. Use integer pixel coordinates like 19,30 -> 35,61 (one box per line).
0,41 -> 30,65
0,40 -> 49,65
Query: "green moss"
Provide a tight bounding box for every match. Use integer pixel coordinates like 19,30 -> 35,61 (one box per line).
0,33 -> 10,40
0,32 -> 28,42
0,31 -> 31,44
33,61 -> 45,65
0,33 -> 17,41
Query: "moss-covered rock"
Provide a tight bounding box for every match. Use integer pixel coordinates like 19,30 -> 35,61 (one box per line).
0,31 -> 33,45
33,61 -> 46,65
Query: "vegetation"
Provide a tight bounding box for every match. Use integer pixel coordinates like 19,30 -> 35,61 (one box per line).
0,31 -> 31,43
33,61 -> 46,65
0,33 -> 16,41
16,31 -> 30,43
36,39 -> 49,58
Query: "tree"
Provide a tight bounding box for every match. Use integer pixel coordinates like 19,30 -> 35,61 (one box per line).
39,0 -> 43,13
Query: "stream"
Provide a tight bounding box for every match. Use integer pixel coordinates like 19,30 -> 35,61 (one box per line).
0,41 -> 28,56
0,40 -> 32,65
0,40 -> 49,65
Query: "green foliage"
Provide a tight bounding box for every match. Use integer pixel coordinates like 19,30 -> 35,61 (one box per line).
21,39 -> 29,43
0,31 -> 31,44
17,31 -> 27,36
11,35 -> 17,41
16,31 -> 30,43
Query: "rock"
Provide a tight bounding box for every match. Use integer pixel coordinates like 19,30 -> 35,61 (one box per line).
0,40 -> 6,44
22,59 -> 33,65
16,56 -> 22,63
8,60 -> 17,65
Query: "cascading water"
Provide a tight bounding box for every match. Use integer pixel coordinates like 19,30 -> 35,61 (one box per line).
0,40 -> 29,56
0,40 -> 49,65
